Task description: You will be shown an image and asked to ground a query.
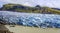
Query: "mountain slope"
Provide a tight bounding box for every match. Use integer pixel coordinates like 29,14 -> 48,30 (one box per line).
0,4 -> 60,14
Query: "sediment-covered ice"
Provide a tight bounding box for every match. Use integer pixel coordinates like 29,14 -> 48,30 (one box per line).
0,11 -> 60,28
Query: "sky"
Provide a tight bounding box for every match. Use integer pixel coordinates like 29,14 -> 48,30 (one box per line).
0,0 -> 60,8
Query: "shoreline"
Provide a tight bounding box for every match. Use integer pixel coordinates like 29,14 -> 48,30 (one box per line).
5,25 -> 60,33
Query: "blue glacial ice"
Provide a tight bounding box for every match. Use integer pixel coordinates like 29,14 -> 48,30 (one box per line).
0,11 -> 60,28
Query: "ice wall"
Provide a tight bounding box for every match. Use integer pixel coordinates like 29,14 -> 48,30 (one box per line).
0,11 -> 60,28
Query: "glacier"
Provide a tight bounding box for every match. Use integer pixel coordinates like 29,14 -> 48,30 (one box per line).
0,11 -> 60,28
